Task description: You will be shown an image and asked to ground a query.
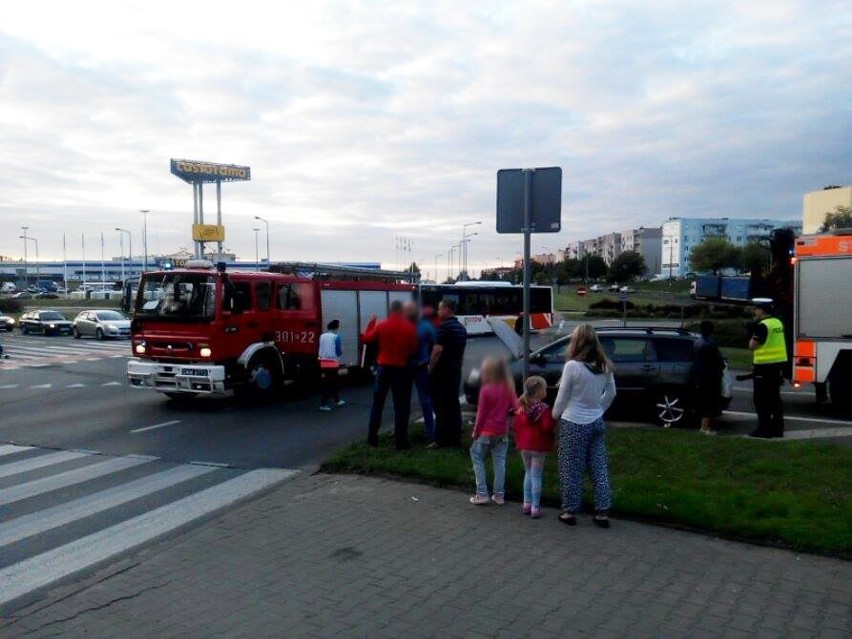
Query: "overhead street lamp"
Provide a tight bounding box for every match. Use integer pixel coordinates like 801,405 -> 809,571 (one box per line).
253,228 -> 260,271
255,216 -> 270,267
140,209 -> 150,272
447,246 -> 457,283
20,226 -> 29,287
434,253 -> 442,284
115,228 -> 131,283
19,233 -> 39,283
461,221 -> 482,280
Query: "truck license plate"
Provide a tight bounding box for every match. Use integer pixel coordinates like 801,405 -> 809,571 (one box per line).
181,369 -> 207,377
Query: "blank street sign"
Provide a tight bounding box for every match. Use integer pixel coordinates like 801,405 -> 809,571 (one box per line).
496,167 -> 562,234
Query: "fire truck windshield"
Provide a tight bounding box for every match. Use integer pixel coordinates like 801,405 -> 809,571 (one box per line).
135,272 -> 217,321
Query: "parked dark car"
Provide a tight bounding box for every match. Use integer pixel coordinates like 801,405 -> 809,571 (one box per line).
18,310 -> 73,336
464,324 -> 724,427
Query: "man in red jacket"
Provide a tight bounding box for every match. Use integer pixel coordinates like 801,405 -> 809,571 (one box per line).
363,300 -> 419,449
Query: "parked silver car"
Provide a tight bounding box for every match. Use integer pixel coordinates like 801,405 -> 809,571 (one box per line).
72,309 -> 131,339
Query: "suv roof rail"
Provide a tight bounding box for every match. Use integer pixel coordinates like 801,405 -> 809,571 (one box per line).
595,325 -> 695,336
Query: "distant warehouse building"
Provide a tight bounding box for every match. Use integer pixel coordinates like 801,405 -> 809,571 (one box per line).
660,217 -> 802,278
803,186 -> 852,234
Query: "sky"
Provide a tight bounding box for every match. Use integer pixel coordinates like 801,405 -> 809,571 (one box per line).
1,0 -> 850,278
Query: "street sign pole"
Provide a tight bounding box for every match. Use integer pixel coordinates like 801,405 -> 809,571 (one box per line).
522,169 -> 532,381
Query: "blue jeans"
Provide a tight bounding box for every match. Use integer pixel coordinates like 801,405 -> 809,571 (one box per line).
367,365 -> 413,449
557,417 -> 612,515
413,364 -> 435,441
521,451 -> 547,508
470,435 -> 508,497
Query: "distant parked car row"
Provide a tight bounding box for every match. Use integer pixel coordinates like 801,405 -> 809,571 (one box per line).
15,309 -> 130,339
576,284 -> 635,296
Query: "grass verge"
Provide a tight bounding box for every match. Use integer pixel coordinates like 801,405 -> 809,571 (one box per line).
322,425 -> 851,557
720,347 -> 752,371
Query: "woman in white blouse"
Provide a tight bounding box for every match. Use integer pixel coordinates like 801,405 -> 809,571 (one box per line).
552,323 -> 617,527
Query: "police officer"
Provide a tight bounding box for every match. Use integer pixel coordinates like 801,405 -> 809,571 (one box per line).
747,298 -> 788,438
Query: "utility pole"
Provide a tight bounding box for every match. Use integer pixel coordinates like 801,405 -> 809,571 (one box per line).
255,216 -> 270,267
141,209 -> 150,272
462,221 -> 482,280
253,228 -> 260,271
434,253 -> 442,284
20,226 -> 29,288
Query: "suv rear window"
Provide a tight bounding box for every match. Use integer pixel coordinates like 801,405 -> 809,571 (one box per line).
601,337 -> 651,363
654,338 -> 695,362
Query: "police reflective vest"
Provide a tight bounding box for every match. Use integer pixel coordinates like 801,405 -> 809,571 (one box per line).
753,317 -> 788,365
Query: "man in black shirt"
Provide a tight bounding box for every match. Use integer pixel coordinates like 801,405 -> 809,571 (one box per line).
429,299 -> 468,448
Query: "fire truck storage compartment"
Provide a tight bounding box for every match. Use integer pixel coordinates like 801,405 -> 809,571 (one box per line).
320,290 -> 360,368
319,288 -> 415,369
797,256 -> 852,339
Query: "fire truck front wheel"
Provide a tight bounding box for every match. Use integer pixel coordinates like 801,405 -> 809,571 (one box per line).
238,354 -> 281,401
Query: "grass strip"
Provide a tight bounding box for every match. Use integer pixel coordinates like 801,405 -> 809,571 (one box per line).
322,425 -> 851,557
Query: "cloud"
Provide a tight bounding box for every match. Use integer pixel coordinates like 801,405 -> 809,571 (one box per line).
0,0 -> 850,276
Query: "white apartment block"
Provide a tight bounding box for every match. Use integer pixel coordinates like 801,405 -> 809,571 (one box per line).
802,186 -> 852,234
562,227 -> 661,274
660,217 -> 802,278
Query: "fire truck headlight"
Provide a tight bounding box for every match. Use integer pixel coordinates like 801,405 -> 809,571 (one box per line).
134,342 -> 146,354
200,347 -> 212,358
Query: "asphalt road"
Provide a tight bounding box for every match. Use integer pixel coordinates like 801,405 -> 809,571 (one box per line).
0,327 -> 849,614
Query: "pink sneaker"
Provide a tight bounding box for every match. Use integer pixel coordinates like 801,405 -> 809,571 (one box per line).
491,494 -> 505,506
469,494 -> 490,505
522,503 -> 532,515
530,507 -> 542,519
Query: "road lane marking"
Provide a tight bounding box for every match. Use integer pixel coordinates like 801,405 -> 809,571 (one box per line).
724,411 -> 852,427
0,451 -> 90,480
732,386 -> 809,397
131,420 -> 181,434
101,381 -> 122,386
29,383 -> 52,389
0,464 -> 217,548
0,445 -> 33,458
0,385 -> 20,390
0,468 -> 297,607
0,456 -> 156,507
66,383 -> 87,388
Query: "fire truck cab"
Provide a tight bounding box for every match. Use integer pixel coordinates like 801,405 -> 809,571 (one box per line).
792,231 -> 852,411
126,261 -> 415,399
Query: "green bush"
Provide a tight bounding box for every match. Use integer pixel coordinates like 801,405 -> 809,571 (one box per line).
0,299 -> 22,314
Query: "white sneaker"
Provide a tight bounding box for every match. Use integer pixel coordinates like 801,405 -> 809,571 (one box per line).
319,405 -> 332,412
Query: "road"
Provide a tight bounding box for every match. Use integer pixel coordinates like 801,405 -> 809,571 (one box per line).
0,328 -> 849,614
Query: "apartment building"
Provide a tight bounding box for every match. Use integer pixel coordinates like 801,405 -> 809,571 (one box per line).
561,227 -> 661,274
803,185 -> 852,234
660,217 -> 802,278
620,227 -> 662,275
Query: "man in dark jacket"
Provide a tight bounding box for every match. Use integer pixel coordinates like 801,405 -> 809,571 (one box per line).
363,300 -> 419,449
691,321 -> 725,435
428,299 -> 468,448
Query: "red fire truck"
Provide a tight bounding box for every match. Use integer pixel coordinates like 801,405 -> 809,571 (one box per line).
791,231 -> 852,410
126,261 -> 416,399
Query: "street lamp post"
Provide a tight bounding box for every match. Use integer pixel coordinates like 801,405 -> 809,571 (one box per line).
434,253 -> 442,284
253,228 -> 260,271
19,234 -> 39,284
447,246 -> 456,283
115,228 -> 131,283
255,216 -> 270,267
20,226 -> 29,287
140,209 -> 150,272
461,221 -> 482,280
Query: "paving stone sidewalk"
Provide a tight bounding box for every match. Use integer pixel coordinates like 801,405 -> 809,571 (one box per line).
3,473 -> 850,638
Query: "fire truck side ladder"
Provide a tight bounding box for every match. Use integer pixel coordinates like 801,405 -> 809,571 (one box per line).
268,262 -> 420,284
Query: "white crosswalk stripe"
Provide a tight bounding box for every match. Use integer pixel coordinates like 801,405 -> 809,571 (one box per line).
0,335 -> 130,370
0,446 -> 297,611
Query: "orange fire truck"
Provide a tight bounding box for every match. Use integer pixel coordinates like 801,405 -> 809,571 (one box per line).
791,231 -> 852,410
126,261 -> 416,399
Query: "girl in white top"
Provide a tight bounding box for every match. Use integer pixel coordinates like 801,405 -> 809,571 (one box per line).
552,323 -> 616,528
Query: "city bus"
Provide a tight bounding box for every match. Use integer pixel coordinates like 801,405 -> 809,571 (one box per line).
418,282 -> 553,335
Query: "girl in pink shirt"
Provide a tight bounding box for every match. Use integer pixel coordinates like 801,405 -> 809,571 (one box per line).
469,357 -> 518,505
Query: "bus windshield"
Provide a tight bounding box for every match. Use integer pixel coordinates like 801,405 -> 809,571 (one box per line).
134,272 -> 217,321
